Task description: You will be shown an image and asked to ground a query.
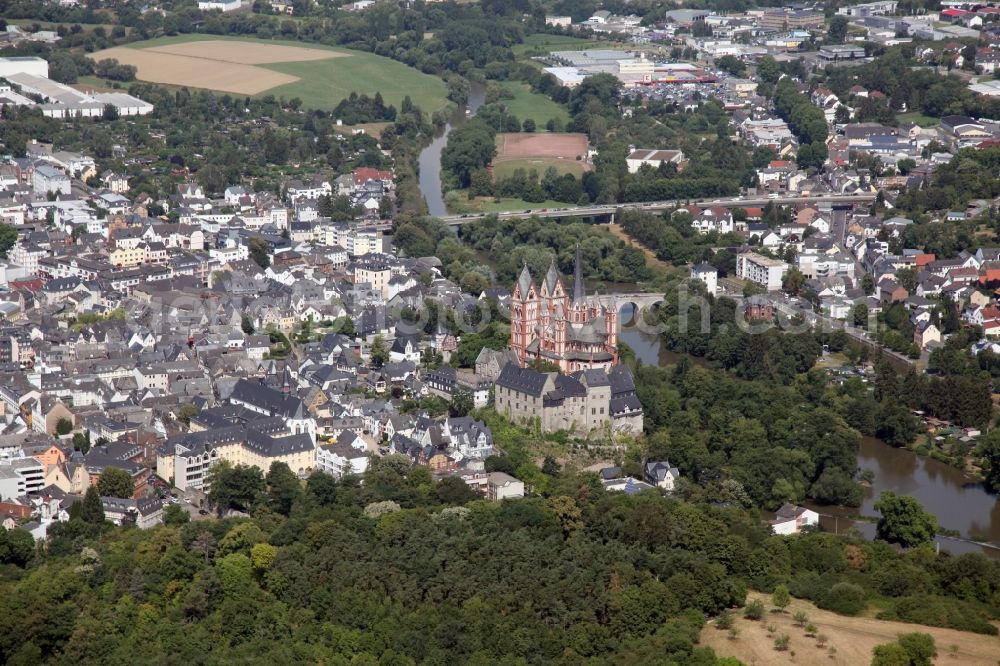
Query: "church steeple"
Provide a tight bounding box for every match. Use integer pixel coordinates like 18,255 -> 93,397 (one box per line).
544,256 -> 560,295
516,262 -> 533,299
280,364 -> 293,394
571,246 -> 586,303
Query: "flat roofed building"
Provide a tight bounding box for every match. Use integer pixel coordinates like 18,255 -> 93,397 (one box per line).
626,148 -> 685,173
736,251 -> 788,291
541,66 -> 586,88
819,45 -> 867,61
4,72 -> 153,119
487,472 -> 525,501
0,457 -> 46,500
758,8 -> 824,30
198,0 -> 242,9
0,56 -> 48,78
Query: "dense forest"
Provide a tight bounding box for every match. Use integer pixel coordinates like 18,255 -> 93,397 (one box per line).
3,424 -> 1000,665
634,334 -> 866,508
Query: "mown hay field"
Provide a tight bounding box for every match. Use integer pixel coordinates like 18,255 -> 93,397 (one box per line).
91,35 -> 449,112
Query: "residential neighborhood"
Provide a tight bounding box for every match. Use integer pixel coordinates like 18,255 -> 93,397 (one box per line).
4,2 -> 1000,664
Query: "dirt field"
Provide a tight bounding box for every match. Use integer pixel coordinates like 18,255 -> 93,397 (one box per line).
498,132 -> 589,159
144,40 -> 345,65
91,46 -> 298,95
701,592 -> 1000,666
493,132 -> 591,179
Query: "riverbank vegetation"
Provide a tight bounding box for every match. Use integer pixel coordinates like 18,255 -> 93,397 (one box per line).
649,282 -> 998,484
634,348 -> 865,509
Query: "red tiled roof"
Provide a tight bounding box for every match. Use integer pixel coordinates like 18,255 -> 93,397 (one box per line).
980,269 -> 1000,284
353,167 -> 392,184
9,278 -> 42,291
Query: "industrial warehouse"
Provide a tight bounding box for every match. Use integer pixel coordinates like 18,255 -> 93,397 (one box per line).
0,56 -> 153,119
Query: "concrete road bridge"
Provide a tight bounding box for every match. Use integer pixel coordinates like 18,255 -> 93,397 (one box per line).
438,193 -> 877,226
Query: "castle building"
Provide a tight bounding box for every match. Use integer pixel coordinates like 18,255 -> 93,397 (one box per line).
494,362 -> 643,435
509,249 -> 618,373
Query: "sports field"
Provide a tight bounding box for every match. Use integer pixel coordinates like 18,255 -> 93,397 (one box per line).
90,35 -> 449,112
512,33 -> 611,57
493,132 -> 590,179
497,81 -> 569,125
492,158 -> 587,180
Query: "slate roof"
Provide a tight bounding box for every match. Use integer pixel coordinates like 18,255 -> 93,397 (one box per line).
496,363 -> 548,397
390,335 -> 418,354
544,374 -> 587,406
609,364 -> 637,396
775,503 -> 811,519
575,368 -> 610,387
244,429 -> 314,456
101,495 -> 162,517
229,378 -> 308,419
600,466 -> 622,480
644,460 -> 679,483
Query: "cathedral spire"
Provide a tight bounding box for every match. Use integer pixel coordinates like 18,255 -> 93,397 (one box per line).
544,255 -> 560,294
516,261 -> 533,298
572,246 -> 585,303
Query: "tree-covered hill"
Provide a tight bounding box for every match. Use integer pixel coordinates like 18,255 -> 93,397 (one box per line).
2,447 -> 1000,665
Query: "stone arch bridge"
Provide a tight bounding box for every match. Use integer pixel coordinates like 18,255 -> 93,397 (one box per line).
593,293 -> 665,322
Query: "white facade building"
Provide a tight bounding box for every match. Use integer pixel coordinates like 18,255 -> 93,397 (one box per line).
32,165 -> 71,196
0,458 -> 46,500
626,148 -> 684,174
771,503 -> 819,535
198,0 -> 242,10
736,251 -> 788,291
690,262 -> 718,296
487,472 -> 524,501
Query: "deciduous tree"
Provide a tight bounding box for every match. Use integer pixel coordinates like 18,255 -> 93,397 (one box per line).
875,491 -> 937,548
97,467 -> 134,498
